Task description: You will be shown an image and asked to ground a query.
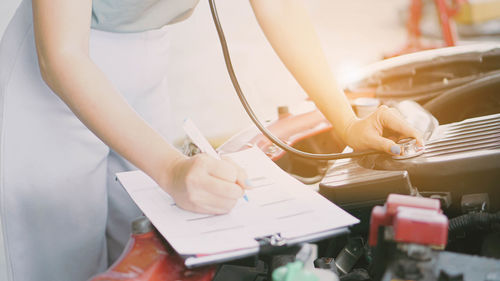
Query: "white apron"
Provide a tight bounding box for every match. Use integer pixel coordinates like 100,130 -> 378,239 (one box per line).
0,1 -> 175,280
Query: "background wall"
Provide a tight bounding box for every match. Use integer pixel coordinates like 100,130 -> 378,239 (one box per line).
1,0 -> 408,145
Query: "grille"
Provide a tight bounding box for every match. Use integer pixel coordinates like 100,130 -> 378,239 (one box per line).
424,113 -> 500,158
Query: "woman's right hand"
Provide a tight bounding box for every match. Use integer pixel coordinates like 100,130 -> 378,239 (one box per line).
161,154 -> 249,215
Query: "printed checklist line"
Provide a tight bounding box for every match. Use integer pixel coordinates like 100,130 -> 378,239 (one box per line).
200,225 -> 245,234
246,176 -> 274,188
186,215 -> 221,222
260,198 -> 294,207
276,210 -> 314,220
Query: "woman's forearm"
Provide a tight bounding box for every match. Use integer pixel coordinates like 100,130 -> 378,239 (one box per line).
250,0 -> 423,154
249,0 -> 357,140
32,0 -> 185,187
31,0 -> 249,215
40,53 -> 185,186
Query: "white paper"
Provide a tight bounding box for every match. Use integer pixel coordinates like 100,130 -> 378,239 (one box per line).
116,147 -> 359,259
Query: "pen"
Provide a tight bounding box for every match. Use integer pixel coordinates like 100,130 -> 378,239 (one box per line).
183,118 -> 249,202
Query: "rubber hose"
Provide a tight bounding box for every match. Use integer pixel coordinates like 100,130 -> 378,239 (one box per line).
449,212 -> 500,235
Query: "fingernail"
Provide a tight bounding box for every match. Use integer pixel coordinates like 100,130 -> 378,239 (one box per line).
243,194 -> 249,202
390,145 -> 401,155
244,179 -> 255,188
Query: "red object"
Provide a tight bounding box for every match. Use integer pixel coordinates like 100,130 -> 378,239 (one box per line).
434,0 -> 457,47
369,194 -> 448,248
218,109 -> 344,161
386,193 -> 441,215
89,231 -> 216,281
386,0 -> 467,58
393,207 -> 449,247
369,205 -> 393,247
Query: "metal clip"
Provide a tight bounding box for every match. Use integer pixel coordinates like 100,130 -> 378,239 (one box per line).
269,233 -> 287,247
256,233 -> 288,253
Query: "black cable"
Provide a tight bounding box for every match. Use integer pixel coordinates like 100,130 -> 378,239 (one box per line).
449,212 -> 500,236
208,0 -> 380,160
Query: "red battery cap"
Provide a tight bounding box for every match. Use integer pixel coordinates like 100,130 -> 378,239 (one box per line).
386,194 -> 441,215
393,206 -> 449,247
369,205 -> 391,246
369,194 -> 446,247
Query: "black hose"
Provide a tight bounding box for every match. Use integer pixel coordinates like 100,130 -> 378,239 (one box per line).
449,212 -> 500,235
208,0 -> 380,160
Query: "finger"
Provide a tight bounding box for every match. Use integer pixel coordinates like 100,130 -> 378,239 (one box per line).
191,201 -> 234,215
237,168 -> 252,190
378,107 -> 423,145
221,157 -> 251,190
194,173 -> 244,200
387,135 -> 399,142
192,189 -> 239,214
174,195 -> 223,215
193,154 -> 243,183
206,158 -> 239,183
369,134 -> 401,156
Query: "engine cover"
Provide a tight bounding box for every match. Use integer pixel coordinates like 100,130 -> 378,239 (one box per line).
319,113 -> 500,214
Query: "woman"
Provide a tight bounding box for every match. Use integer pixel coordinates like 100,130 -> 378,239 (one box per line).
0,0 -> 421,280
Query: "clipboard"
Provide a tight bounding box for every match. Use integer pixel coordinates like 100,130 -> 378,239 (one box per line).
116,147 -> 359,268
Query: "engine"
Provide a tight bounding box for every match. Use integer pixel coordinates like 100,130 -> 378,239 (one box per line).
90,44 -> 500,281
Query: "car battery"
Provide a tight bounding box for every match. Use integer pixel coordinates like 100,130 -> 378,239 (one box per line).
369,194 -> 500,281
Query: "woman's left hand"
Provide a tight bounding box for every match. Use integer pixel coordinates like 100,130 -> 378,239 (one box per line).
342,105 -> 423,156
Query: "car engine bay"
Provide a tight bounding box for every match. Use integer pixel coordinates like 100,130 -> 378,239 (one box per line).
90,45 -> 500,281
215,45 -> 500,281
